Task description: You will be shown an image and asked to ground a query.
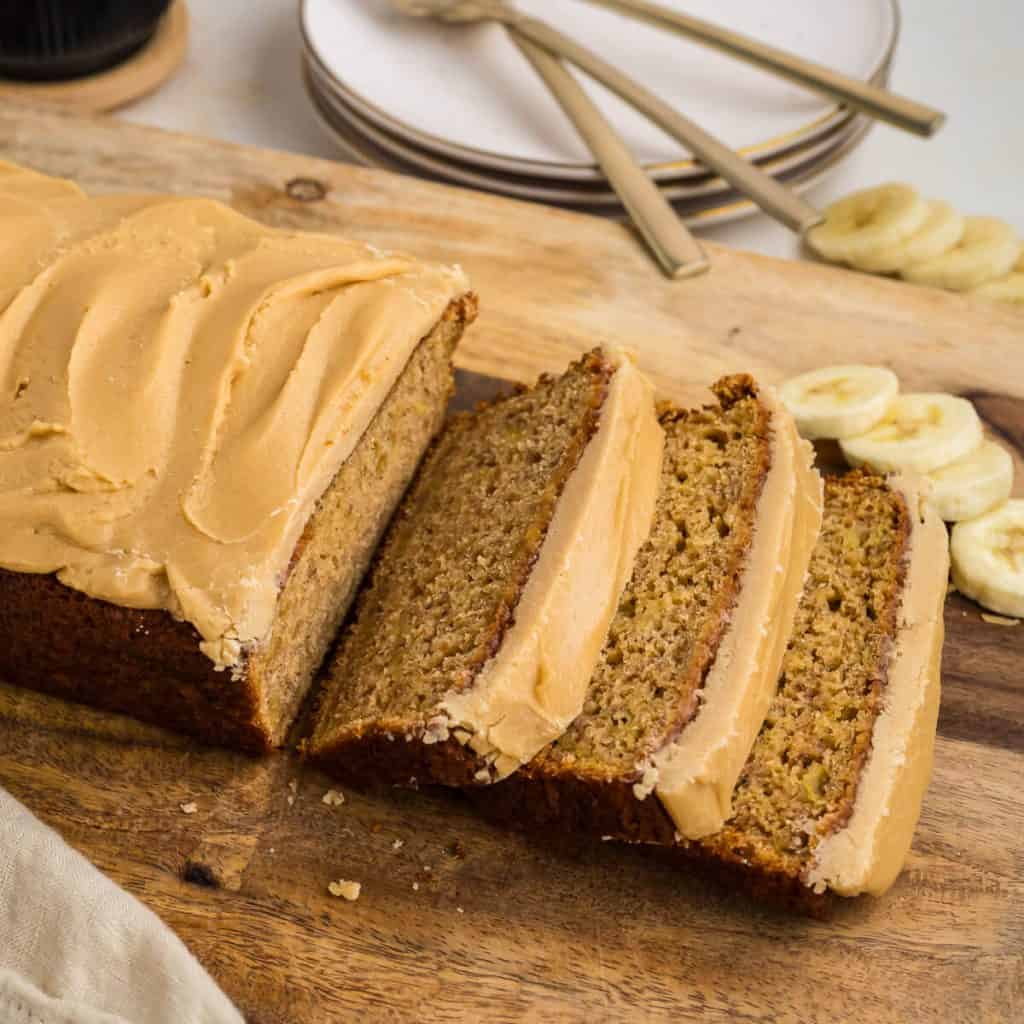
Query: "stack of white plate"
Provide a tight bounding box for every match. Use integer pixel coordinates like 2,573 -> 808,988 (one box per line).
300,0 -> 898,228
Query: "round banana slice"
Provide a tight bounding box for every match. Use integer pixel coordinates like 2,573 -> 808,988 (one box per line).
840,393 -> 983,474
778,364 -> 898,440
970,272 -> 1024,304
926,441 -> 1014,521
852,200 -> 965,274
901,217 -> 1020,291
951,500 -> 1024,618
807,184 -> 929,266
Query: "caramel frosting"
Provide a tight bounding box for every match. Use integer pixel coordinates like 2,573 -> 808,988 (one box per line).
438,350 -> 664,780
806,474 -> 948,896
644,387 -> 824,839
0,163 -> 468,668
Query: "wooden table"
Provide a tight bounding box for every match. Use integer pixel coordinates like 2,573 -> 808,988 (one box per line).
0,102 -> 1021,1023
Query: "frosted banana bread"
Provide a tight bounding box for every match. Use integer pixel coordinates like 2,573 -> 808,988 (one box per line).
487,470 -> 947,904
0,163 -> 475,751
687,472 -> 948,900
307,348 -> 663,785
479,377 -> 823,839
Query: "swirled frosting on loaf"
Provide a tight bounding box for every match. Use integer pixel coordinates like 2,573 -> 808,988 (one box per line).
0,162 -> 468,667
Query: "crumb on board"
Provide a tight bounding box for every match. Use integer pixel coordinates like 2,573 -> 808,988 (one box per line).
322,788 -> 346,807
392,839 -> 404,851
412,882 -> 419,892
328,879 -> 361,901
980,613 -> 1019,626
180,802 -> 198,815
456,907 -> 464,914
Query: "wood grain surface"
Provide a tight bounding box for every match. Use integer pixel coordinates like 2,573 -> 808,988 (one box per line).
0,102 -> 1021,1024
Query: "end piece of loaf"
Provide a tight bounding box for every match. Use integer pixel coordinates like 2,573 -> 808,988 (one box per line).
689,471 -> 947,901
0,161 -> 476,750
0,295 -> 476,750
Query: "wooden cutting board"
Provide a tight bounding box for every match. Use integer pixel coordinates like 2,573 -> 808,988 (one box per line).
0,101 -> 1021,1024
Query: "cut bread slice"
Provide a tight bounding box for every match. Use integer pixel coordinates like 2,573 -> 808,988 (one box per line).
689,472 -> 948,900
478,376 -> 823,839
306,348 -> 664,785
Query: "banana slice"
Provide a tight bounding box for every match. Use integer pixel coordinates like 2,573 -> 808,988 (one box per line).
970,272 -> 1024,304
778,365 -> 898,440
807,184 -> 929,266
840,393 -> 983,474
901,216 -> 1020,291
951,500 -> 1024,617
852,200 -> 965,274
927,441 -> 1014,521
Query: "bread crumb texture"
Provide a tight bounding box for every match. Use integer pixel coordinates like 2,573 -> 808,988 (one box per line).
328,879 -> 361,901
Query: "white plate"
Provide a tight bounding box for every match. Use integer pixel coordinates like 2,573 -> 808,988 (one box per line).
305,60 -> 873,229
304,56 -> 865,206
301,0 -> 897,181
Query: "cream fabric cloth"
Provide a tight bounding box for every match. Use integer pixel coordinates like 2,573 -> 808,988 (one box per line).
0,787 -> 243,1024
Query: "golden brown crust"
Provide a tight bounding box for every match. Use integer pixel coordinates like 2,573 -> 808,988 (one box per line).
0,295 -> 476,752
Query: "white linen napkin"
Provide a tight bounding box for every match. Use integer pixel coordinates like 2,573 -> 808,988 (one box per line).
0,787 -> 243,1024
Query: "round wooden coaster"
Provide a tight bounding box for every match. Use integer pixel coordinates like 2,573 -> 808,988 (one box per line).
0,0 -> 189,113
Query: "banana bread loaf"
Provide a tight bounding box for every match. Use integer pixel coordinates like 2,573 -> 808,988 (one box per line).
0,162 -> 476,751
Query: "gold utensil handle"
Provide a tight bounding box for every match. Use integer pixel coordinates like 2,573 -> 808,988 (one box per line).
511,34 -> 708,279
513,14 -> 822,235
582,0 -> 945,138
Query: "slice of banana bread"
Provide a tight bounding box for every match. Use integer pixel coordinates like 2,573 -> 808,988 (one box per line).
686,472 -> 948,901
306,348 -> 664,786
0,162 -> 476,751
478,377 -> 822,838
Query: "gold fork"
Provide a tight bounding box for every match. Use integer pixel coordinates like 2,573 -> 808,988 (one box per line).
392,0 -> 710,279
393,0 -> 826,238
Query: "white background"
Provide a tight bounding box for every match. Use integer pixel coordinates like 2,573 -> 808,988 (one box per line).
123,0 -> 1024,260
